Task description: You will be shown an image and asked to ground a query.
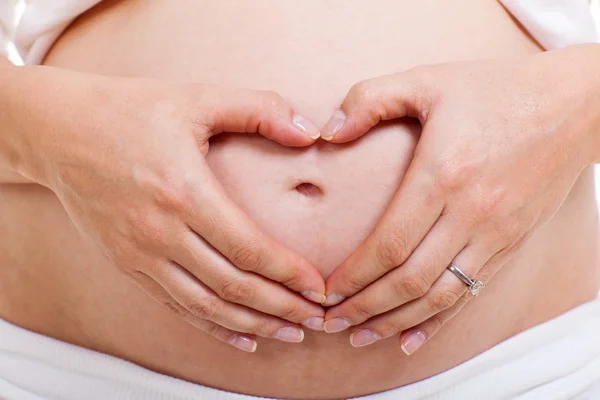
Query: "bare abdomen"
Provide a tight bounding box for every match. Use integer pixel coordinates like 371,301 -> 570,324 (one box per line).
1,1 -> 598,398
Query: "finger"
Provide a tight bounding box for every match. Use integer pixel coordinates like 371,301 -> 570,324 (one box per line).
128,270 -> 258,352
348,245 -> 490,348
324,216 -> 467,329
324,166 -> 444,306
172,231 -> 325,330
321,68 -> 436,142
399,289 -> 471,355
153,261 -> 306,343
195,85 -> 320,145
186,167 -> 326,304
397,243 -> 519,355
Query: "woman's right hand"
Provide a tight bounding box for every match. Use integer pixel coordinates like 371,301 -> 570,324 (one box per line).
3,66 -> 326,352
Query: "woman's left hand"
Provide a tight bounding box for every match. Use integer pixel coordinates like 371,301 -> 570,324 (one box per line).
321,44 -> 600,353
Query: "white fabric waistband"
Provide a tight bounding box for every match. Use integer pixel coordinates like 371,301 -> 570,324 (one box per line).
1,296 -> 600,400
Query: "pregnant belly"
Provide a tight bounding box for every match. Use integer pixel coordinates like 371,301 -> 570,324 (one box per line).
5,0 -> 598,399
206,126 -> 418,276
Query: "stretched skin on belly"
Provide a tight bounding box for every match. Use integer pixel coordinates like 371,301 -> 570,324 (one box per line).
1,0 -> 597,398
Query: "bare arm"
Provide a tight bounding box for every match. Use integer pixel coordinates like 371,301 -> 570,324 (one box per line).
0,60 -> 328,351
0,55 -> 33,183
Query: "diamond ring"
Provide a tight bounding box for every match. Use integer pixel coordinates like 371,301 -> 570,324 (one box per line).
447,263 -> 485,296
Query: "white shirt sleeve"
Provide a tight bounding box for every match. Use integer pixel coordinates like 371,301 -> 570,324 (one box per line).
16,0 -> 102,64
499,0 -> 598,49
0,1 -> 17,56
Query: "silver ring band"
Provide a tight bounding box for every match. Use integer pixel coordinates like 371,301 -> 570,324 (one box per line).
447,263 -> 484,296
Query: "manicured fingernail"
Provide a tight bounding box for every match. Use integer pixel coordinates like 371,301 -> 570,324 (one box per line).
322,293 -> 345,306
401,331 -> 426,355
324,318 -> 352,333
350,329 -> 382,347
228,334 -> 257,352
302,317 -> 325,331
293,113 -> 320,139
302,290 -> 327,304
272,326 -> 305,343
321,109 -> 346,141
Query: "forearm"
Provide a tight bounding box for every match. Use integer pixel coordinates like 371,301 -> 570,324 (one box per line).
555,44 -> 600,166
512,43 -> 600,168
0,56 -> 34,183
583,45 -> 600,165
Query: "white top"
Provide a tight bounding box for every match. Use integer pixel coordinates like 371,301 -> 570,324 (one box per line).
1,298 -> 600,399
1,0 -> 599,64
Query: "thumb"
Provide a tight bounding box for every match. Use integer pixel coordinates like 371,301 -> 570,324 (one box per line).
321,67 -> 437,143
195,85 -> 320,147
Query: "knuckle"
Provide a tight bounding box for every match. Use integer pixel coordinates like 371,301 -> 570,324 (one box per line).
348,300 -> 376,320
126,210 -> 163,246
348,81 -> 385,121
428,289 -> 459,312
433,157 -> 478,194
259,90 -> 285,113
276,254 -> 304,290
503,216 -> 523,241
278,267 -> 303,290
349,81 -> 373,104
229,239 -> 266,272
152,180 -> 189,212
378,318 -> 404,337
163,301 -> 189,318
475,269 -> 493,285
203,322 -> 222,337
249,316 -> 272,336
407,66 -> 437,118
252,90 -> 284,134
393,273 -> 430,299
219,279 -> 255,304
421,178 -> 443,208
487,215 -> 519,243
375,235 -> 410,269
187,297 -> 220,320
427,313 -> 444,333
472,186 -> 507,220
342,270 -> 370,293
277,301 -> 303,321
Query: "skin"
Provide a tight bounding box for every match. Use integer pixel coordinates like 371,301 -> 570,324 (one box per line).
0,62 -> 328,352
0,1 -> 598,398
323,44 -> 600,352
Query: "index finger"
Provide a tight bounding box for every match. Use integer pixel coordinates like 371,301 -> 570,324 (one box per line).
186,165 -> 326,304
320,67 -> 436,143
191,85 -> 321,146
324,165 -> 443,306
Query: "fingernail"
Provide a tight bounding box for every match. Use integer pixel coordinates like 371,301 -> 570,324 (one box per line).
293,113 -> 320,139
302,317 -> 325,331
324,318 -> 352,333
228,334 -> 257,352
272,326 -> 305,343
302,290 -> 327,304
401,331 -> 426,355
350,329 -> 382,347
321,109 -> 346,141
322,293 -> 345,307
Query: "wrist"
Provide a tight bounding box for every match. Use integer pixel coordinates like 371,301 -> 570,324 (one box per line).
531,44 -> 600,169
0,64 -> 51,184
559,44 -> 600,166
584,44 -> 600,165
0,65 -> 107,187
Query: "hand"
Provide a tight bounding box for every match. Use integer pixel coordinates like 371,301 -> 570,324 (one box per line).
321,44 -> 600,353
9,67 -> 327,352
